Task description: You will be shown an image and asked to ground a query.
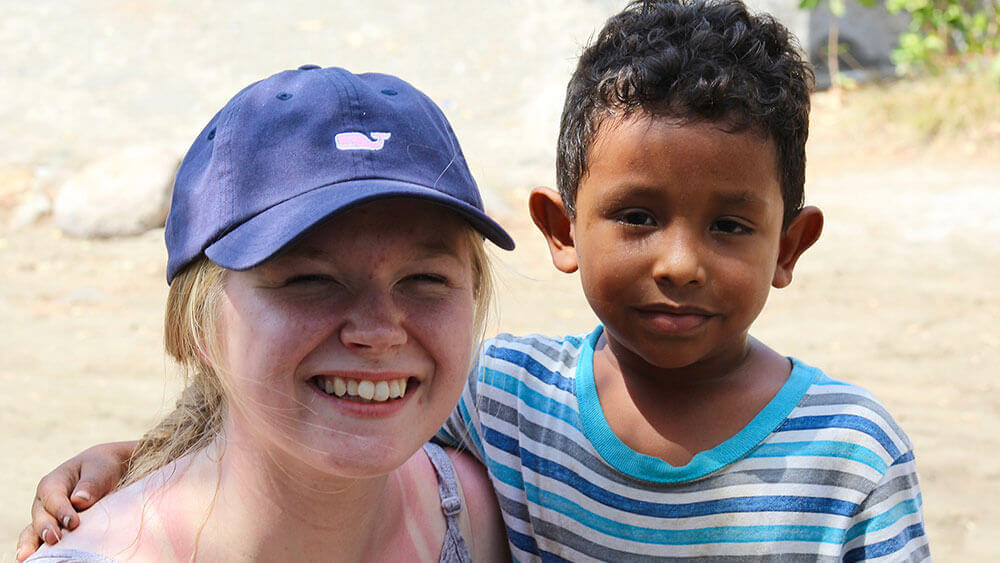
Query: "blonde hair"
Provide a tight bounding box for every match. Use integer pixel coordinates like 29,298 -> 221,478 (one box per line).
121,226 -> 494,486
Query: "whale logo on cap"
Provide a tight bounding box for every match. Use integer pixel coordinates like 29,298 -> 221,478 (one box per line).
335,131 -> 392,151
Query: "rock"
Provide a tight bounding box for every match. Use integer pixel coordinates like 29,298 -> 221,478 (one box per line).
0,166 -> 34,210
10,191 -> 52,230
54,146 -> 178,238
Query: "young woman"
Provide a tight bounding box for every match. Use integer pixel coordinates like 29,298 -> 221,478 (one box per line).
20,65 -> 512,562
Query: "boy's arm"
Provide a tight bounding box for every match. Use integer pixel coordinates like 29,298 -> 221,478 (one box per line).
842,449 -> 930,560
15,440 -> 136,561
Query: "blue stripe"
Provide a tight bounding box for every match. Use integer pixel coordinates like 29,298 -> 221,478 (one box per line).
505,527 -> 540,557
539,550 -> 573,563
843,523 -> 926,562
749,441 -> 888,472
487,345 -> 576,393
484,426 -> 519,456
435,427 -> 456,446
844,496 -> 924,544
455,396 -> 485,459
480,367 -> 582,428
525,482 -> 846,545
780,415 -> 900,458
518,447 -> 858,517
488,459 -> 528,493
893,450 -> 915,465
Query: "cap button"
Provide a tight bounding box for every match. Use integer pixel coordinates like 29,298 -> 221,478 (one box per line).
298,64 -> 321,70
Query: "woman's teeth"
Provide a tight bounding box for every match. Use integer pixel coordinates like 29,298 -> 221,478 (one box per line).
318,376 -> 408,402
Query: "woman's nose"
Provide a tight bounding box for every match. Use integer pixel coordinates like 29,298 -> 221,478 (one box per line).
652,227 -> 706,287
338,292 -> 407,355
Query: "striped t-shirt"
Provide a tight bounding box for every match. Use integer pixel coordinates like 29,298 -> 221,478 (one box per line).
437,326 -> 929,561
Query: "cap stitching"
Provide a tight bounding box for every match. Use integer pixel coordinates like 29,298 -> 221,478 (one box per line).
217,87 -> 253,239
322,68 -> 367,179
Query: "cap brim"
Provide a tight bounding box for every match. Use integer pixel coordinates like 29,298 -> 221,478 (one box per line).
204,179 -> 515,272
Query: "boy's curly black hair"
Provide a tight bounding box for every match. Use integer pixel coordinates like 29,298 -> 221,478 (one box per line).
556,0 -> 814,228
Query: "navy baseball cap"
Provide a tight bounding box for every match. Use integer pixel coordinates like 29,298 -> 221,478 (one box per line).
164,64 -> 514,283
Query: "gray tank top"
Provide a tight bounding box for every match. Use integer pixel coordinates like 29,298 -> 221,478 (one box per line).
422,441 -> 473,563
25,444 -> 473,563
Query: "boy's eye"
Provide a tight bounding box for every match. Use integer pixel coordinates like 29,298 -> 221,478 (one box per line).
711,219 -> 753,235
615,210 -> 656,227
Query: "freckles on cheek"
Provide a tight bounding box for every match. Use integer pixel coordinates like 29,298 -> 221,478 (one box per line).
424,302 -> 475,356
222,302 -> 297,376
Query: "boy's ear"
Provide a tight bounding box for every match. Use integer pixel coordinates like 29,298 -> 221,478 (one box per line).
772,205 -> 823,288
528,187 -> 579,273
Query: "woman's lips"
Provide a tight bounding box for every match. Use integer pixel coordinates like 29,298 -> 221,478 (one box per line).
306,374 -> 420,417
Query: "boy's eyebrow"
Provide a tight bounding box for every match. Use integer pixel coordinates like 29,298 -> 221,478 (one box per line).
603,186 -> 770,208
713,190 -> 769,207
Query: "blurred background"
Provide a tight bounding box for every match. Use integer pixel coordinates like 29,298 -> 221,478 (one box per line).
1,0 -> 997,559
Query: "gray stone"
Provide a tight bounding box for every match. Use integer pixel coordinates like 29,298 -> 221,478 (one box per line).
748,0 -> 910,88
54,146 -> 178,238
10,191 -> 52,230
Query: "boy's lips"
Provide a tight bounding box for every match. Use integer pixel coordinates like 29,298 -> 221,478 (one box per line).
633,304 -> 714,333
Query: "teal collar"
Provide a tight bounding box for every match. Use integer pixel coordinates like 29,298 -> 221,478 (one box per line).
575,326 -> 817,483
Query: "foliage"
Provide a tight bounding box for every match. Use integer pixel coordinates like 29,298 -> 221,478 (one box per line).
886,0 -> 1000,74
800,0 -> 1000,76
800,0 -> 874,18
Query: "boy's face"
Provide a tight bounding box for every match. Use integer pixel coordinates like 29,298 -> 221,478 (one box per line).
537,115 -> 820,376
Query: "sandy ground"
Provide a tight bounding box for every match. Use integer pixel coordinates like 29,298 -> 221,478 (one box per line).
2,1 -> 999,561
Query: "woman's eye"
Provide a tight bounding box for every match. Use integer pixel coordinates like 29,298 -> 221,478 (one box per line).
283,274 -> 337,286
712,219 -> 753,235
407,273 -> 448,285
616,210 -> 656,226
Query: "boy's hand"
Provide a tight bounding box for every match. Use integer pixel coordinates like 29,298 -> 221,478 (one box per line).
15,441 -> 137,561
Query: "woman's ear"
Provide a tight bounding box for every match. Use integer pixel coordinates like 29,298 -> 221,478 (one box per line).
528,187 -> 579,273
773,205 -> 823,288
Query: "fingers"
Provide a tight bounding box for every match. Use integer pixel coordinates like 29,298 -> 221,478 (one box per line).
31,493 -> 63,543
34,463 -> 83,534
69,441 -> 133,510
15,525 -> 41,562
27,493 -> 63,558
21,440 -> 135,561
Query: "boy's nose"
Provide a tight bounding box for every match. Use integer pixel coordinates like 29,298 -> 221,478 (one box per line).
652,229 -> 706,287
338,292 -> 407,355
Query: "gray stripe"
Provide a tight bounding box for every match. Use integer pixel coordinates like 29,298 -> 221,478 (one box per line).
496,490 -> 533,524
532,518 -> 841,562
911,542 -> 932,561
798,392 -> 909,443
492,333 -> 572,364
857,471 -> 921,512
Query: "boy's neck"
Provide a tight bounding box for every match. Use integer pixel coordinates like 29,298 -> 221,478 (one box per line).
592,332 -> 791,466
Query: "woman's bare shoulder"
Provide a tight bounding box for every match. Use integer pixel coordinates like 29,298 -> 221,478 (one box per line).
445,447 -> 510,562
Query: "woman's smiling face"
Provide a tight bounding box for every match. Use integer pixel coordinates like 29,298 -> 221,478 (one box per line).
215,199 -> 478,479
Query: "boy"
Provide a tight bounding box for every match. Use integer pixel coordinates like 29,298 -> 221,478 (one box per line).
436,0 -> 929,559
20,0 -> 928,560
